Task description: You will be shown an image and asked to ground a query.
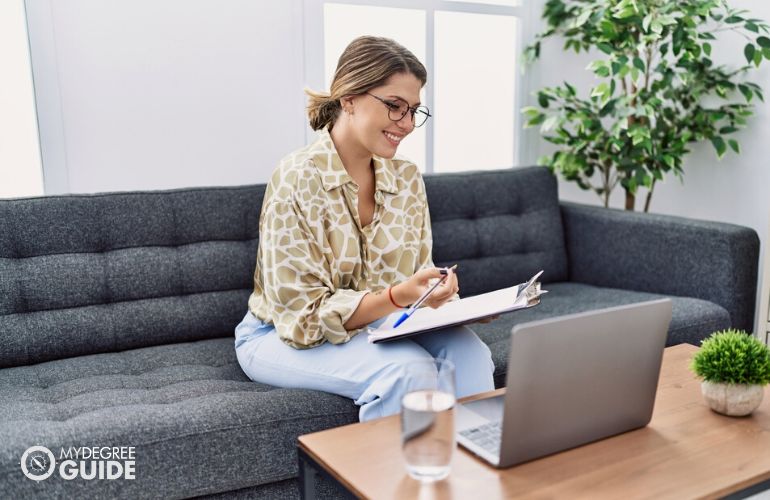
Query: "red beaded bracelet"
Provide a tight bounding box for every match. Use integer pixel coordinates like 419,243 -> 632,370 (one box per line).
388,286 -> 408,309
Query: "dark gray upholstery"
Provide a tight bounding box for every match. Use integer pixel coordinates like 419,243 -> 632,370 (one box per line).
0,338 -> 358,498
560,202 -> 759,332
427,168 -> 569,293
0,166 -> 759,498
0,187 -> 263,368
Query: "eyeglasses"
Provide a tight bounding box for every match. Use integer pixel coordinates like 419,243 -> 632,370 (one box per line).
365,93 -> 432,128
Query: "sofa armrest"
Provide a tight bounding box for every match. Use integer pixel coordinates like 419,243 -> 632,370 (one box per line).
560,202 -> 760,332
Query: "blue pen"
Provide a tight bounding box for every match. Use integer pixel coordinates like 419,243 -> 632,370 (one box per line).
392,265 -> 457,328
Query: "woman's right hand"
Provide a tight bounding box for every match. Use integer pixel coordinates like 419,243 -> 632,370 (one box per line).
392,267 -> 459,310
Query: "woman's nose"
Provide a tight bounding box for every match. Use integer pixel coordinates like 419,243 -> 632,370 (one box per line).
395,113 -> 415,133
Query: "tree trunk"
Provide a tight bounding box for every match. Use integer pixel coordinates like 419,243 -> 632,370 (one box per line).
643,179 -> 656,213
625,190 -> 635,211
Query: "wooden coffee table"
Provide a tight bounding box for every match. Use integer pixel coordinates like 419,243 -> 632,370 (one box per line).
297,344 -> 770,499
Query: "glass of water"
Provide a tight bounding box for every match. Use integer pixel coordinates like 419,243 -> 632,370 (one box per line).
400,358 -> 456,482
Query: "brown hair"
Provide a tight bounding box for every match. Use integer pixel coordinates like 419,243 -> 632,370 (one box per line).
305,36 -> 427,131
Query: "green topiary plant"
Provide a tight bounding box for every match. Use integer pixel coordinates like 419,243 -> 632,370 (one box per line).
691,329 -> 770,385
523,0 -> 769,212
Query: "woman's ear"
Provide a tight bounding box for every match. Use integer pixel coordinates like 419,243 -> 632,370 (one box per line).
341,95 -> 355,114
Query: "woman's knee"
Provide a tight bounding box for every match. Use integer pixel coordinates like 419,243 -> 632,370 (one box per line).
440,327 -> 494,371
368,341 -> 436,380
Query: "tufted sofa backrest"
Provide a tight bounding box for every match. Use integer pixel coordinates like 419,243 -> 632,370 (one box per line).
0,167 -> 566,368
0,186 -> 263,368
425,167 -> 567,296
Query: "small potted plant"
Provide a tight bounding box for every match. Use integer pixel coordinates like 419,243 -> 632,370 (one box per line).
691,329 -> 770,416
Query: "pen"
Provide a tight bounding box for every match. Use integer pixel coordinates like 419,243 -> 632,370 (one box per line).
392,265 -> 458,328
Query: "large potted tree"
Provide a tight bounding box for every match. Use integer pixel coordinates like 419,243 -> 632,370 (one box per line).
523,0 -> 768,211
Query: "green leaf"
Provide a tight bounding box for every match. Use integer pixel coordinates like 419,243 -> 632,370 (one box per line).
739,84 -> 753,102
642,14 -> 652,33
526,114 -> 545,127
633,57 -> 645,72
711,136 -> 727,158
591,82 -> 609,98
597,43 -> 613,55
703,42 -> 712,56
754,49 -> 763,67
538,92 -> 550,108
745,43 -> 756,63
758,36 -> 770,48
573,9 -> 592,28
541,115 -> 560,132
659,15 -> 677,26
746,22 -> 759,33
615,7 -> 637,19
728,139 -> 740,153
725,15 -> 744,24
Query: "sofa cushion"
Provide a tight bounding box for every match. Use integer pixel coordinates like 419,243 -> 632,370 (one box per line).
425,167 -> 569,296
0,338 -> 358,498
0,186 -> 264,368
470,282 -> 731,388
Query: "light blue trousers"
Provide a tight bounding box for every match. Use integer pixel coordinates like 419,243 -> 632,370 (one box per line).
234,312 -> 496,422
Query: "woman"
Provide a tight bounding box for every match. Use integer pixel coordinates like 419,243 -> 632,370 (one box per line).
235,36 -> 495,422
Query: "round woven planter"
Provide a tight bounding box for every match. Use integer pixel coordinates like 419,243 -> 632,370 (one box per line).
701,381 -> 764,417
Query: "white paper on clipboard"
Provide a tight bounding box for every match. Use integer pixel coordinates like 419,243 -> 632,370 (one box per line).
367,270 -> 547,344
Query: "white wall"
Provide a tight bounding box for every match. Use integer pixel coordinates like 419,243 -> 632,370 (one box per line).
0,0 -> 43,198
524,0 -> 770,335
25,0 -> 307,194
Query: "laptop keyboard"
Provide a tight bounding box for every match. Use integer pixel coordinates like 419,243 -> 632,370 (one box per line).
459,421 -> 501,455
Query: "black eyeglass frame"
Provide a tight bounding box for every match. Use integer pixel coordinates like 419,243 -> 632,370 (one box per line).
364,92 -> 432,128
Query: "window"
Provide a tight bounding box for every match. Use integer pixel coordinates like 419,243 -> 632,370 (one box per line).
311,0 -> 526,173
0,0 -> 43,198
434,10 -> 517,172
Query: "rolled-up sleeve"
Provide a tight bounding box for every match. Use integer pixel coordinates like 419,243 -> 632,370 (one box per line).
260,199 -> 369,348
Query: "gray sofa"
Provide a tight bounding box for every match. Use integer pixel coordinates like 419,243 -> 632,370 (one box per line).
0,167 -> 758,498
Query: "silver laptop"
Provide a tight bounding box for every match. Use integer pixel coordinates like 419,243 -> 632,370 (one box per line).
456,299 -> 672,468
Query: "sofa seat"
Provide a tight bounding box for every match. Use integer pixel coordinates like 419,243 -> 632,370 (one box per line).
0,338 -> 359,499
471,282 -> 731,388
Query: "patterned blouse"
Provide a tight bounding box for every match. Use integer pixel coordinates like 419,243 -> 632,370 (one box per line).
248,129 -> 436,349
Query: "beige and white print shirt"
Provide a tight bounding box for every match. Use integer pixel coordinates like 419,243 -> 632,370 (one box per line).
248,129 -> 436,349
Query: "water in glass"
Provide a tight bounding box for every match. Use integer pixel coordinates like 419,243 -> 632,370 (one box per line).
401,389 -> 456,481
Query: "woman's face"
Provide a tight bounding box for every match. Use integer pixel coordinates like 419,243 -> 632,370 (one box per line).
348,72 -> 423,159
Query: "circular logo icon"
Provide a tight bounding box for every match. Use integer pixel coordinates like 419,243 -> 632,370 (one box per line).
21,446 -> 56,481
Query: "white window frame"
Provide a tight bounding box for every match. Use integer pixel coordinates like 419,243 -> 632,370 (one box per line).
302,0 -> 534,173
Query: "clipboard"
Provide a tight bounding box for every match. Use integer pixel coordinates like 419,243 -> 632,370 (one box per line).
367,270 -> 547,344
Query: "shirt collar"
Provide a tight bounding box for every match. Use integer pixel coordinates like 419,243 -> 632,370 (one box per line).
310,128 -> 399,195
